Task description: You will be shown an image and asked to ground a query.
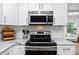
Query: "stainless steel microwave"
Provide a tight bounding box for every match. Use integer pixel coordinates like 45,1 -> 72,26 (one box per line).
29,11 -> 53,25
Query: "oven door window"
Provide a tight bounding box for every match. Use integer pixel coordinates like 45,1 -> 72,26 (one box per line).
30,16 -> 46,22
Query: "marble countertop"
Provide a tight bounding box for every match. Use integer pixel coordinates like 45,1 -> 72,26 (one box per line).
52,38 -> 76,46
0,39 -> 28,54
0,38 -> 76,54
0,42 -> 16,54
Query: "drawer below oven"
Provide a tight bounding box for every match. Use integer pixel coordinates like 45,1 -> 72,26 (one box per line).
25,50 -> 57,55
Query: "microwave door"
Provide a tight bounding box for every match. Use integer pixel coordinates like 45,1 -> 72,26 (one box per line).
30,16 -> 46,22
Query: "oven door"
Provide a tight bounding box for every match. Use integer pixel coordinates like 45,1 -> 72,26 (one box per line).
30,35 -> 51,42
25,46 -> 57,55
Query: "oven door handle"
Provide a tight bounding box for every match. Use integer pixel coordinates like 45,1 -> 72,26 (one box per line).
25,46 -> 56,48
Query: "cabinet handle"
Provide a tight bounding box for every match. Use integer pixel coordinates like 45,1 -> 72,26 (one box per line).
41,4 -> 43,9
4,16 -> 6,23
39,3 -> 43,10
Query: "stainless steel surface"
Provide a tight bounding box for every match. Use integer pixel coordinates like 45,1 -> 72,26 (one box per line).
22,30 -> 29,39
29,22 -> 48,25
29,11 -> 53,25
25,46 -> 57,51
40,11 -> 53,14
25,31 -> 57,53
29,11 -> 53,14
29,14 -> 53,16
28,42 -> 52,43
30,31 -> 51,35
23,35 -> 28,39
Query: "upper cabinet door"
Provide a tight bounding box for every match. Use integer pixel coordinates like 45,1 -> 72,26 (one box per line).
3,3 -> 19,25
40,3 -> 53,11
19,3 -> 28,26
68,3 -> 79,11
53,3 -> 68,25
0,3 -> 3,24
28,3 -> 39,11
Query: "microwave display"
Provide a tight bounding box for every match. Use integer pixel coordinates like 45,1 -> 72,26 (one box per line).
48,16 -> 53,22
30,16 -> 46,22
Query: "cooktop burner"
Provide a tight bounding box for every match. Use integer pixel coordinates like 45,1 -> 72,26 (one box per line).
25,40 -> 57,46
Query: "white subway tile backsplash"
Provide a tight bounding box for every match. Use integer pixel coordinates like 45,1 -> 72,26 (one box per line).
0,26 -> 65,39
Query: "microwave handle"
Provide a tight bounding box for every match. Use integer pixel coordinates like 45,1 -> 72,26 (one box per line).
4,16 -> 6,24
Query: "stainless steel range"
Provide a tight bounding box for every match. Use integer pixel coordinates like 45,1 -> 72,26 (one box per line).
25,31 -> 57,55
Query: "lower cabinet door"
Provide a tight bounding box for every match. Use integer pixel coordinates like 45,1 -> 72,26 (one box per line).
9,45 -> 25,55
57,46 -> 75,55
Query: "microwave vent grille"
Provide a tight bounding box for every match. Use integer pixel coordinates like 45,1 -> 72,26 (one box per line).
29,11 -> 53,14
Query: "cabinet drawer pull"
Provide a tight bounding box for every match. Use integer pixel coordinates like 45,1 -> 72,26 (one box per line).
4,16 -> 6,23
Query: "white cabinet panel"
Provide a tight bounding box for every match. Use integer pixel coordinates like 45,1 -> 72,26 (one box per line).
28,3 -> 39,11
53,3 -> 68,25
0,3 -> 3,24
3,3 -> 19,25
19,3 -> 28,25
9,45 -> 25,55
40,3 -> 53,11
28,3 -> 53,11
57,46 -> 75,55
68,3 -> 79,11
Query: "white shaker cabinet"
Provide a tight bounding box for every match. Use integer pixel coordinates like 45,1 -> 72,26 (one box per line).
3,3 -> 19,25
40,3 -> 53,11
0,3 -> 3,24
28,3 -> 39,11
53,3 -> 68,25
28,3 -> 53,11
57,46 -> 75,55
9,45 -> 25,55
68,3 -> 79,11
19,3 -> 28,26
